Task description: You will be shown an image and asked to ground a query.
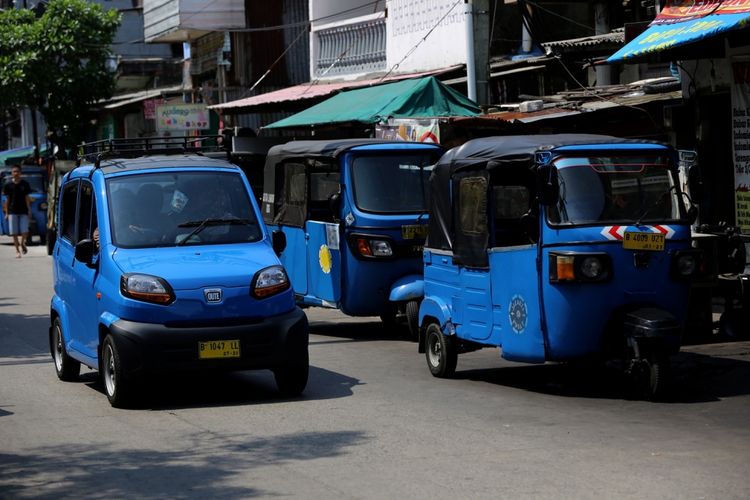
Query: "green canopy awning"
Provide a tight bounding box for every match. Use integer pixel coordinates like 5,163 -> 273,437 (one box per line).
264,76 -> 481,130
0,145 -> 47,166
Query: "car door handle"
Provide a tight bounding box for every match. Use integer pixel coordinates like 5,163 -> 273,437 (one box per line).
305,233 -> 310,240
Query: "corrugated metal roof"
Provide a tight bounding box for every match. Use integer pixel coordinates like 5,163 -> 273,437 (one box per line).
542,28 -> 625,54
210,66 -> 463,112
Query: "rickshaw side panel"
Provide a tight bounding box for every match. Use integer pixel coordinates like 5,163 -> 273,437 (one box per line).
488,248 -> 546,362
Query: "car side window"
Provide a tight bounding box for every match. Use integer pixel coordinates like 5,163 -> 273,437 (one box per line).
77,182 -> 96,244
60,181 -> 79,243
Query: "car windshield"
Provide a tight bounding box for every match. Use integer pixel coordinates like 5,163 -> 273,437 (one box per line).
107,171 -> 262,248
350,153 -> 436,213
548,155 -> 686,225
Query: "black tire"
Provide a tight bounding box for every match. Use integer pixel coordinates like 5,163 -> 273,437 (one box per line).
627,351 -> 670,401
46,229 -> 56,255
379,304 -> 398,330
274,351 -> 309,397
405,300 -> 420,342
50,318 -> 80,382
100,334 -> 135,408
425,323 -> 457,378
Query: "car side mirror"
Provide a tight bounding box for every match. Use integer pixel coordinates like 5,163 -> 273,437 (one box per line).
74,239 -> 95,265
272,230 -> 287,256
537,165 -> 559,205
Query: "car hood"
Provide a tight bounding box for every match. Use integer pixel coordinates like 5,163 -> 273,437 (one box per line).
111,242 -> 279,290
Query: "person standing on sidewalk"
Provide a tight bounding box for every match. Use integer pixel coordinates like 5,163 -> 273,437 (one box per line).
2,164 -> 32,258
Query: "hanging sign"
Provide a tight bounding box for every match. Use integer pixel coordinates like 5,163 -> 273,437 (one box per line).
731,56 -> 750,233
156,104 -> 210,131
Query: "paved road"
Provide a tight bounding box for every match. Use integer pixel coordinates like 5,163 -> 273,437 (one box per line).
1,236 -> 750,499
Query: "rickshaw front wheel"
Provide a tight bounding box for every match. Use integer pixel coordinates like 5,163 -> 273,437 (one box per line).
627,351 -> 670,401
425,323 -> 457,378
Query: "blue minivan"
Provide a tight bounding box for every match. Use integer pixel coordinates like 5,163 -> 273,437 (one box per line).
50,138 -> 308,407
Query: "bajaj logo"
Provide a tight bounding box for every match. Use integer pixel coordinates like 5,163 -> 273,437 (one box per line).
204,288 -> 222,304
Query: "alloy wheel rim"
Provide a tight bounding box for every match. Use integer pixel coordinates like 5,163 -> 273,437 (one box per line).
54,326 -> 63,372
427,334 -> 441,367
103,345 -> 116,396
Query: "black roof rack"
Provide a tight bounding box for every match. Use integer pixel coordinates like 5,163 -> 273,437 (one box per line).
76,135 -> 229,168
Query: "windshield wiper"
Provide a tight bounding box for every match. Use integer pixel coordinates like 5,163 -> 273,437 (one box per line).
176,217 -> 252,246
635,186 -> 676,226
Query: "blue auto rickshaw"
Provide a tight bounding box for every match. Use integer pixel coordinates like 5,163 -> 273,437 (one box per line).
262,139 -> 443,337
418,135 -> 701,398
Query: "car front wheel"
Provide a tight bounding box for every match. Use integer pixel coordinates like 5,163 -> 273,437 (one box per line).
101,334 -> 135,408
51,318 -> 80,381
274,351 -> 309,397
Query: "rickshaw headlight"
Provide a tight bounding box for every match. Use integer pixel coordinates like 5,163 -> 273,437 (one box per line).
251,265 -> 290,299
370,239 -> 393,257
549,252 -> 611,283
672,251 -> 702,278
580,256 -> 604,279
40,202 -> 48,210
676,254 -> 697,275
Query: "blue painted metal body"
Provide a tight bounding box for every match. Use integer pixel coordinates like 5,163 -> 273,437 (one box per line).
50,162 -> 297,370
421,141 -> 693,363
274,143 -> 440,317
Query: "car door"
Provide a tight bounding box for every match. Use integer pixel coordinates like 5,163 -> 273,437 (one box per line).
54,180 -> 83,354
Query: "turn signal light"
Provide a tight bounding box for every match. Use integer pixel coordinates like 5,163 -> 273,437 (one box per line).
549,252 -> 611,283
349,235 -> 394,259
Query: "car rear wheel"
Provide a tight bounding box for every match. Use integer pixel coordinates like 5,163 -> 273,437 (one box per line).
101,334 -> 135,408
425,323 -> 457,378
51,318 -> 80,381
274,351 -> 309,397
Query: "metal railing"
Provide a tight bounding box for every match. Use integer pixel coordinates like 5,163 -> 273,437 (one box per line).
314,16 -> 386,77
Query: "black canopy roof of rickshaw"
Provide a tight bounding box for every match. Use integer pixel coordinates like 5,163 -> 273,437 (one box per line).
262,138 -> 442,227
427,134 -> 673,259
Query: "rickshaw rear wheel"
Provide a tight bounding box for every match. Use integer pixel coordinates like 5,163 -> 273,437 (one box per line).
425,323 -> 457,378
405,300 -> 420,342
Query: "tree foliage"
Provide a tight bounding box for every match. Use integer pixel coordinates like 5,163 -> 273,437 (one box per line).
0,0 -> 120,148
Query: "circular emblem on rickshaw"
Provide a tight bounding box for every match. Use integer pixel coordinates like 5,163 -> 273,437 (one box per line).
319,244 -> 332,274
509,295 -> 528,334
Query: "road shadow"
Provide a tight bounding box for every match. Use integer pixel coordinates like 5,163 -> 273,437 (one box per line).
0,429 -> 369,498
78,364 -> 362,411
0,312 -> 50,359
454,347 -> 750,403
309,318 -> 410,343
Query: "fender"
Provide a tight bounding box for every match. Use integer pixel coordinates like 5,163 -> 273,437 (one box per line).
50,294 -> 72,343
99,311 -> 121,330
388,274 -> 424,302
418,296 -> 452,330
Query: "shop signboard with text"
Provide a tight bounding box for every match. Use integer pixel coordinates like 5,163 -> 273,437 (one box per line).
732,56 -> 750,233
156,104 -> 210,131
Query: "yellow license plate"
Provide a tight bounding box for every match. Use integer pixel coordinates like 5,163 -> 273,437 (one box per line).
402,224 -> 428,240
623,231 -> 665,251
198,339 -> 240,359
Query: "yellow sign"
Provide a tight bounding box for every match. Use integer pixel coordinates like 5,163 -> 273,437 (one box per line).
198,340 -> 240,359
737,191 -> 750,232
319,245 -> 332,274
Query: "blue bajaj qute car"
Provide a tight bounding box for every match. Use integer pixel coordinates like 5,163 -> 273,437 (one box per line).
50,138 -> 308,407
262,140 -> 443,338
419,135 -> 701,399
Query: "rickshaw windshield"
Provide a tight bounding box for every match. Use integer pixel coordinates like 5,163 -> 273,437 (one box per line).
107,171 -> 262,248
548,155 -> 687,225
351,154 -> 435,213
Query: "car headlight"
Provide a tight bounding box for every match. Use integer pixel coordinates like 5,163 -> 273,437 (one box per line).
120,273 -> 175,305
251,265 -> 290,299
